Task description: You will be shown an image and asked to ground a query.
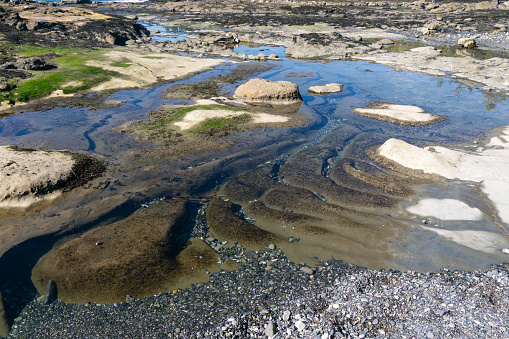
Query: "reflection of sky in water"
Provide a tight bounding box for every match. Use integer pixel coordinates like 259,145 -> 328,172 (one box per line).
233,45 -> 286,59
0,60 -> 508,158
139,22 -> 191,42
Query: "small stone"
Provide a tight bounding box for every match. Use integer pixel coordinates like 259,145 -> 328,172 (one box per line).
300,266 -> 314,275
427,332 -> 435,339
126,295 -> 135,303
265,321 -> 276,338
458,37 -> 476,49
502,248 -> 509,254
295,320 -> 306,331
268,244 -> 276,250
283,310 -> 291,321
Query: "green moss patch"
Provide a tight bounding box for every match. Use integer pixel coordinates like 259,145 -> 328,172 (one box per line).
192,113 -> 252,135
0,45 -> 119,104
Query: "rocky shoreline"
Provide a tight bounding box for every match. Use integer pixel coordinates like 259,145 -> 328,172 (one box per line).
8,245 -> 509,338
1,0 -> 509,337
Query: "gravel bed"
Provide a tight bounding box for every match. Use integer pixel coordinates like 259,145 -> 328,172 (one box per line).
7,244 -> 509,339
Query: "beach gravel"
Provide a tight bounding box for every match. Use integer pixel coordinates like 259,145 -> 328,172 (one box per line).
7,246 -> 509,338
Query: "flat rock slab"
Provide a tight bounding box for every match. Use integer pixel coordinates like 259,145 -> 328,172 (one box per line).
308,83 -> 343,95
31,199 -> 234,304
234,78 -> 302,103
0,146 -> 75,202
352,102 -> 447,126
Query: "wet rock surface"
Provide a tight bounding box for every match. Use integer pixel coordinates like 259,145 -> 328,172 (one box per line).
9,247 -> 509,338
30,199 -> 231,304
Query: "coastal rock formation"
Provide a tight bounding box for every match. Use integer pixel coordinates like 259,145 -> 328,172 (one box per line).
458,37 -> 477,49
0,146 -> 105,206
352,102 -> 447,126
0,5 -> 149,46
234,78 -> 302,103
308,83 -> 343,95
0,146 -> 74,202
286,33 -> 376,60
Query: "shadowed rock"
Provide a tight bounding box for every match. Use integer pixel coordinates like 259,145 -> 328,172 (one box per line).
0,293 -> 8,338
42,280 -> 58,305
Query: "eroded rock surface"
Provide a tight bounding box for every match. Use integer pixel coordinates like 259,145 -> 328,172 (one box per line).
0,5 -> 148,46
234,78 -> 302,103
352,102 -> 447,126
31,199 -> 231,303
0,146 -> 104,207
308,83 -> 343,95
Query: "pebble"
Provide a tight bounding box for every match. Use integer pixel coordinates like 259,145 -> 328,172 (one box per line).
295,320 -> 306,332
300,266 -> 314,275
265,321 -> 275,338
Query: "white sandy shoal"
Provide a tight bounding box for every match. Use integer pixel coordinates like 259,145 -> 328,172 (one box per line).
353,104 -> 439,123
420,226 -> 504,254
378,126 -> 509,225
406,198 -> 483,221
86,51 -> 226,91
174,110 -> 289,130
0,146 -> 75,202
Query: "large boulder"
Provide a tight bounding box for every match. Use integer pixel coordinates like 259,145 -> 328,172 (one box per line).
234,78 -> 302,103
458,37 -> 477,49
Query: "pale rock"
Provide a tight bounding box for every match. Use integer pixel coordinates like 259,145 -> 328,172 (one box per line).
234,78 -> 302,103
308,83 -> 343,95
458,37 -> 477,49
295,320 -> 306,331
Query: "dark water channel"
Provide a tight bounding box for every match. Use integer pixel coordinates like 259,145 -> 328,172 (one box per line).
1,49 -> 509,327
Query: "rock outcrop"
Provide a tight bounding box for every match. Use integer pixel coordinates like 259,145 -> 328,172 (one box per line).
0,146 -> 105,206
234,78 -> 302,103
0,5 -> 149,46
286,33 -> 377,60
308,83 -> 343,95
352,102 -> 447,126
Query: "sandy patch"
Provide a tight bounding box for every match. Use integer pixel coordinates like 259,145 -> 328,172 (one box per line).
407,198 -> 483,221
86,50 -> 227,91
421,226 -> 503,254
174,109 -> 289,130
377,126 -> 509,225
353,103 -> 446,126
0,146 -> 75,202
